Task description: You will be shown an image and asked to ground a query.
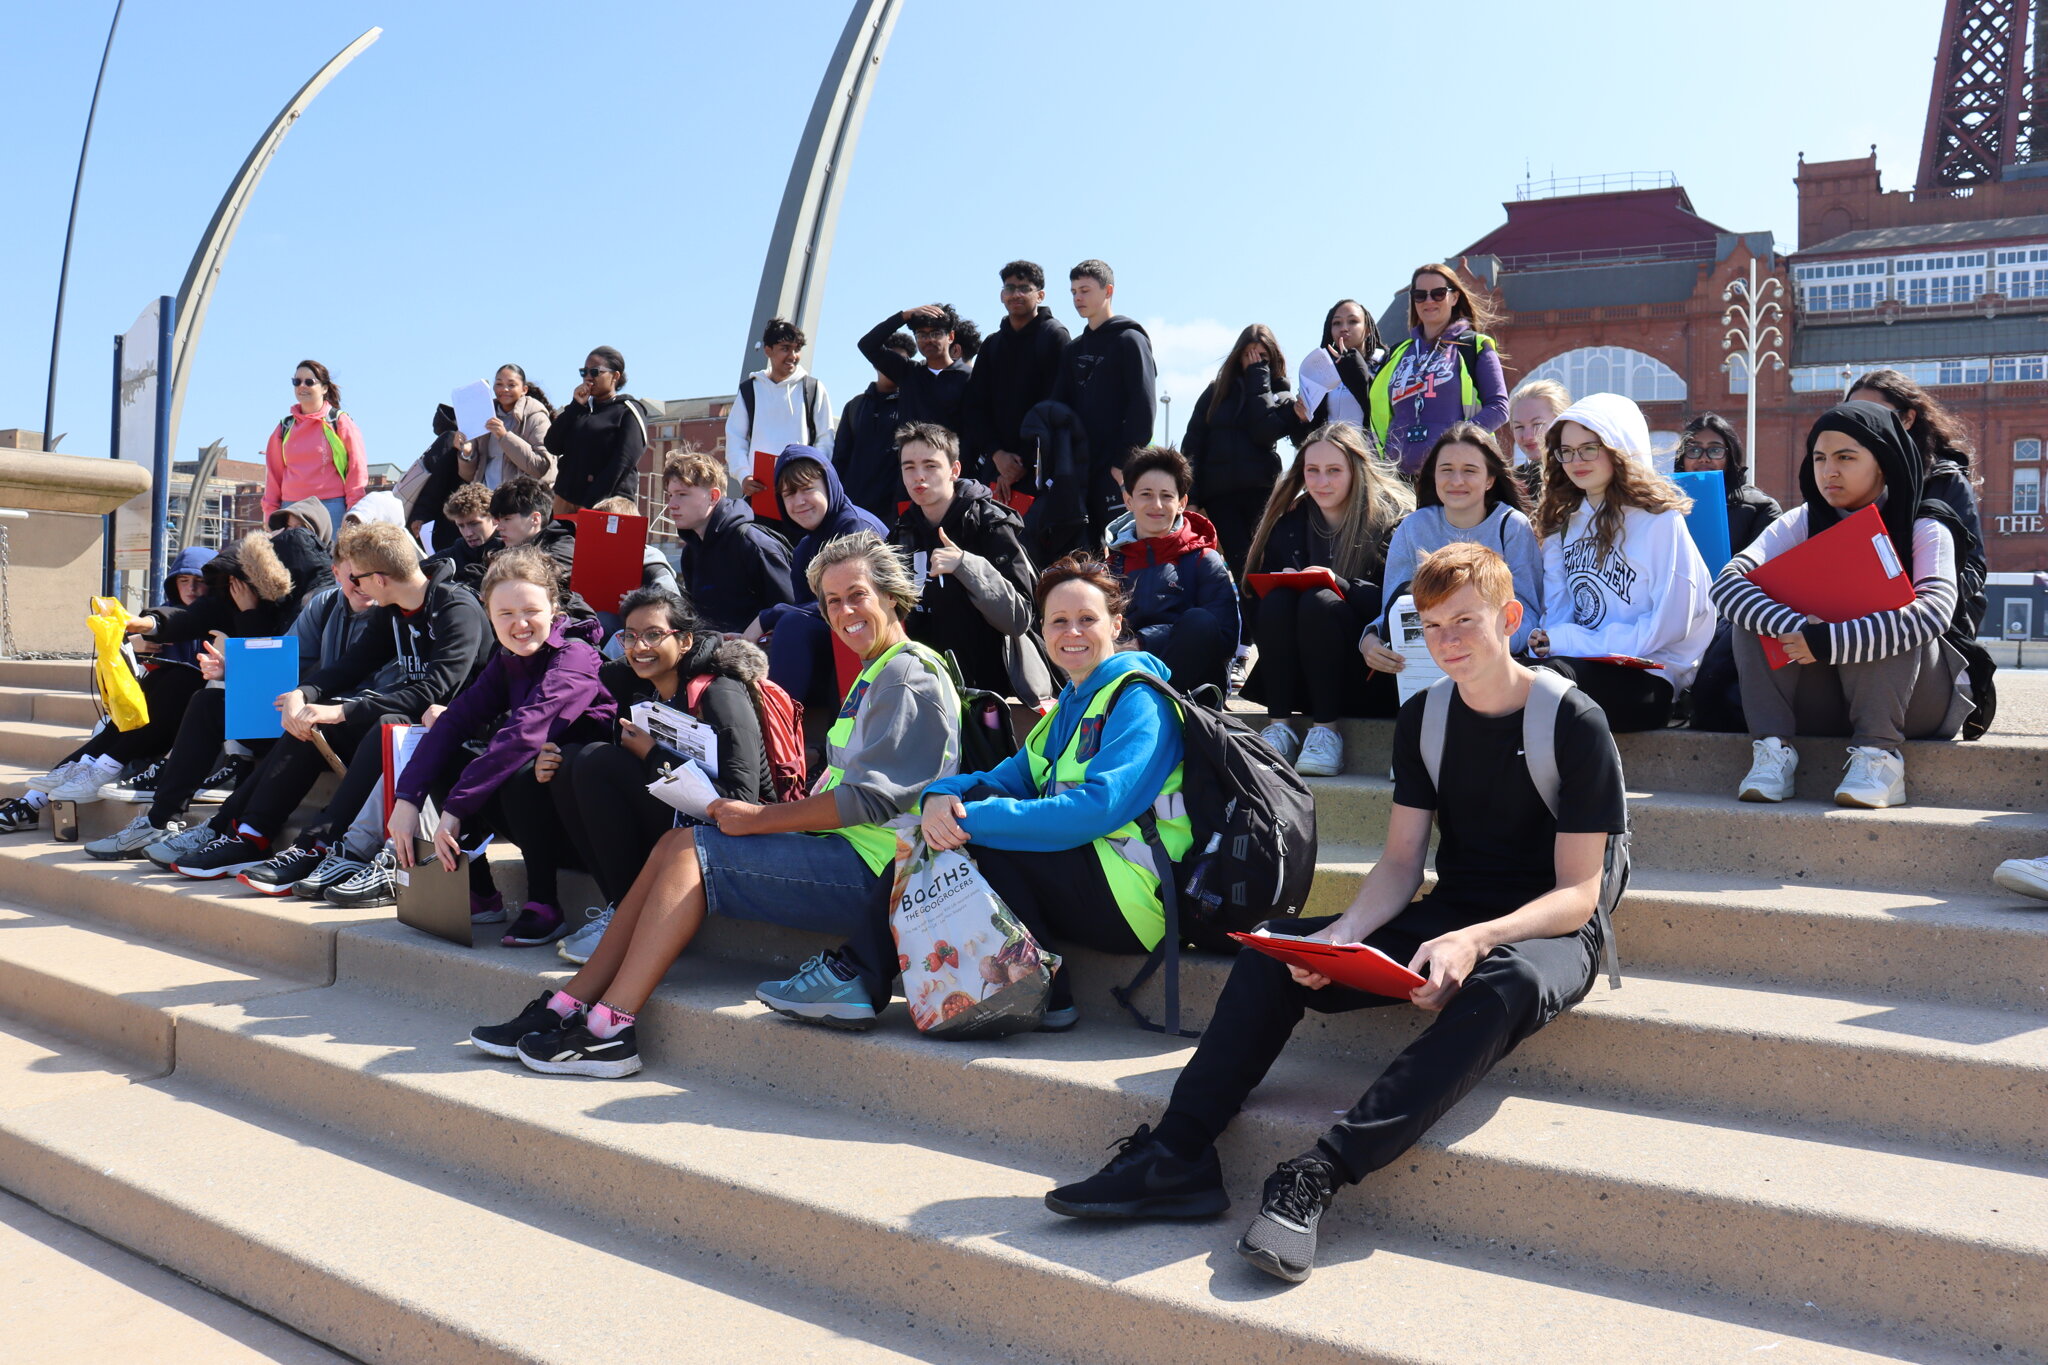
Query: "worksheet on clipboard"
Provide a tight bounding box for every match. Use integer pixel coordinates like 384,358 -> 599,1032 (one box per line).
1387,594 -> 1447,704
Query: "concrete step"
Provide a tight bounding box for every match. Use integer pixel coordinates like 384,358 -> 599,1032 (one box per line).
0,685 -> 101,728
0,659 -> 94,690
0,718 -> 91,771
1,1188 -> 349,1365
0,902 -> 313,1070
0,1022 -> 1025,1365
1304,775 -> 2048,892
1300,847 -> 2048,1012
161,986 -> 1987,1365
1252,713 -> 2048,811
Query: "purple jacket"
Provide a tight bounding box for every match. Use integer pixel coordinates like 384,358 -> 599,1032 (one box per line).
394,614 -> 614,820
1380,321 -> 1510,475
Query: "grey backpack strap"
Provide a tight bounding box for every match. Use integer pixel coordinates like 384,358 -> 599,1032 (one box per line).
1419,676 -> 1457,793
1523,667 -> 1624,989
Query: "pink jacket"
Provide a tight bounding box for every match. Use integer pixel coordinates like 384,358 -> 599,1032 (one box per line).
263,403 -> 367,516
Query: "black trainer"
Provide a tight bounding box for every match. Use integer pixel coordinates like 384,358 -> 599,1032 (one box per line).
516,1021 -> 641,1078
1044,1124 -> 1229,1220
470,992 -> 579,1060
172,830 -> 270,880
1235,1154 -> 1338,1283
236,841 -> 328,896
0,796 -> 41,834
192,755 -> 251,804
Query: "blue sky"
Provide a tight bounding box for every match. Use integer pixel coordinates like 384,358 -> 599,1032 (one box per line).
2,0 -> 1942,469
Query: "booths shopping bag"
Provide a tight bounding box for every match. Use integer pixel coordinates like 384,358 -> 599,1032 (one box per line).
86,597 -> 148,731
888,833 -> 1059,1040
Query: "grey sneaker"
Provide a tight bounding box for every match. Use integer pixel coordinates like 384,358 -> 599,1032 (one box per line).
557,905 -> 615,965
86,814 -> 183,861
755,951 -> 878,1030
293,847 -> 367,899
1259,721 -> 1300,762
144,821 -> 217,870
1236,1155 -> 1338,1283
326,847 -> 398,909
1294,724 -> 1344,777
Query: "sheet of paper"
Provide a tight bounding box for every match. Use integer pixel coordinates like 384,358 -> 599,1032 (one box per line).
1296,347 -> 1335,419
1387,594 -> 1447,704
630,700 -> 720,773
450,380 -> 494,441
647,759 -> 720,820
911,549 -> 929,602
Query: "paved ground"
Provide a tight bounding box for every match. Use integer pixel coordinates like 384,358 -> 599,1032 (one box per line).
1985,666 -> 2048,736
2,1191 -> 347,1364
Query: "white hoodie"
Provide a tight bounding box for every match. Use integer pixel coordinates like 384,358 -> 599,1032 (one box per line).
1538,393 -> 1716,689
723,366 -> 835,476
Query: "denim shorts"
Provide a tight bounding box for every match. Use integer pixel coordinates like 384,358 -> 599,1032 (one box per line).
694,828 -> 886,937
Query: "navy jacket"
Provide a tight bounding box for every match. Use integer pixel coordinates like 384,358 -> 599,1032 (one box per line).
833,382 -> 909,525
1106,509 -> 1240,655
678,495 -> 796,634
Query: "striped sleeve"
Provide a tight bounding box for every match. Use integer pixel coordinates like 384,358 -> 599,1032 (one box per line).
1818,519 -> 1956,665
1709,506 -> 1808,636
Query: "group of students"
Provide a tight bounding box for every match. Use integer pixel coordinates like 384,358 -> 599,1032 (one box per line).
0,251 -> 2032,1288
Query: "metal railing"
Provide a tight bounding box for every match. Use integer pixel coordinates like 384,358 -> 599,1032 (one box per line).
1495,239 -> 1717,272
1514,171 -> 1679,202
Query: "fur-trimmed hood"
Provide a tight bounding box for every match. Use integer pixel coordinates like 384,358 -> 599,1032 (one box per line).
235,530 -> 294,602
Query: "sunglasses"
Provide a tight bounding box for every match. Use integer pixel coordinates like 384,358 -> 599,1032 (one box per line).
1410,287 -> 1455,302
578,367 -> 613,379
291,377 -> 321,387
345,570 -> 384,586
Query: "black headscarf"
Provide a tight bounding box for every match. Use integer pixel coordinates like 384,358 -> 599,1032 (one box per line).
1799,400 -> 1965,569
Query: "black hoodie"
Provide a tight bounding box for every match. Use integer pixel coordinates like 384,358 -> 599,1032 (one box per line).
889,478 -> 1048,702
1051,315 -> 1156,494
546,393 -> 647,509
1181,361 -> 1294,499
677,494 -> 796,634
858,313 -> 972,435
833,380 -> 910,525
961,305 -> 1070,473
300,557 -> 491,722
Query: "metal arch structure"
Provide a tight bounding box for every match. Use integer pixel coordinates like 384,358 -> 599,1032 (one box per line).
1916,0 -> 2032,190
739,0 -> 903,385
163,26 -> 381,466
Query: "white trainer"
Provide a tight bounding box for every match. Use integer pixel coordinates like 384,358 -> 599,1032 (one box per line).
1259,721 -> 1300,762
85,814 -> 182,861
1738,737 -> 1797,802
1992,855 -> 2048,901
25,760 -> 84,795
1835,746 -> 1906,809
47,764 -> 115,803
1295,724 -> 1344,777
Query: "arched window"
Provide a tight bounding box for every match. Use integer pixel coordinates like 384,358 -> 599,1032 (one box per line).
1525,346 -> 1687,404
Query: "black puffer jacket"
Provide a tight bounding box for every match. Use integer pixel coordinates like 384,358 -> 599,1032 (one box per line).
600,635 -> 773,803
139,526 -> 331,643
1925,459 -> 1989,635
1181,362 -> 1294,499
1726,482 -> 1782,558
546,394 -> 647,509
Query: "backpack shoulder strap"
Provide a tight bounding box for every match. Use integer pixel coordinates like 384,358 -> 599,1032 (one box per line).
1419,675 -> 1457,793
1522,668 -> 1572,818
801,376 -> 819,445
683,673 -> 713,713
739,375 -> 757,432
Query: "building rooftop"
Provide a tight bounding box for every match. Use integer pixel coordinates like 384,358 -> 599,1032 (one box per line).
1790,314 -> 2048,366
1799,212 -> 2048,256
1460,185 -> 1727,273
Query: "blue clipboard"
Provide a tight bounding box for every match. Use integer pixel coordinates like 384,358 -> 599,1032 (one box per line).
223,637 -> 297,740
1673,470 -> 1734,573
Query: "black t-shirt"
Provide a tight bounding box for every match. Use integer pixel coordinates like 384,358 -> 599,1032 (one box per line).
1391,682 -> 1627,918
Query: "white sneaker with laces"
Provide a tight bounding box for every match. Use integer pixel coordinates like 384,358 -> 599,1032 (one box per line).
1259,721 -> 1300,762
1835,746 -> 1906,809
1992,855 -> 2048,901
47,763 -> 116,803
1294,724 -> 1344,777
557,905 -> 615,965
26,760 -> 84,795
1738,737 -> 1798,802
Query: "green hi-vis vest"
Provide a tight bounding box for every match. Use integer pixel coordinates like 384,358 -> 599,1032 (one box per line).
1365,333 -> 1496,451
815,638 -> 959,875
280,411 -> 351,482
1021,670 -> 1192,950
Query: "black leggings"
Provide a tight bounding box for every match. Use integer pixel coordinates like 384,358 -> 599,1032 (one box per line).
1533,657 -> 1675,733
550,741 -> 676,906
1149,608 -> 1233,694
1250,586 -> 1391,723
966,842 -> 1149,1010
1159,905 -> 1598,1183
70,666 -> 206,768
1202,494 -> 1262,581
148,688 -> 237,825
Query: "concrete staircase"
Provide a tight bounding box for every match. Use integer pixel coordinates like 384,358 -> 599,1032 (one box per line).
0,656 -> 2042,1364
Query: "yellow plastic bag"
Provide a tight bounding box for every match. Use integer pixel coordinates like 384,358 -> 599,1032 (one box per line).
87,596 -> 149,731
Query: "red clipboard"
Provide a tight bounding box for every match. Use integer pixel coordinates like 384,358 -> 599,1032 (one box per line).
1228,931 -> 1427,997
1744,503 -> 1914,669
749,451 -> 779,519
1584,655 -> 1663,670
566,511 -> 648,615
1245,569 -> 1343,598
1001,488 -> 1034,514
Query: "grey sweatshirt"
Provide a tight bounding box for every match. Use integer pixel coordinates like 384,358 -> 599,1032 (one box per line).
829,642 -> 961,827
1376,503 -> 1545,653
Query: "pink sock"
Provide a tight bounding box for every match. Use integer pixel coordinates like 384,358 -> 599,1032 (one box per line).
588,1002 -> 636,1039
545,990 -> 584,1019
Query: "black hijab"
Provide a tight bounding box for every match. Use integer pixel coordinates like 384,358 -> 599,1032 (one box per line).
1799,400 -> 1965,568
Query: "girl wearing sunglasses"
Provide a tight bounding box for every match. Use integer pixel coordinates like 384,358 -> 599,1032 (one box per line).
1366,263 -> 1509,477
546,345 -> 647,514
263,359 -> 367,527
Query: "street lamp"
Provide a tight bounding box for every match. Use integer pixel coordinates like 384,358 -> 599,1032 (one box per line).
1721,257 -> 1786,468
1160,393 -> 1173,448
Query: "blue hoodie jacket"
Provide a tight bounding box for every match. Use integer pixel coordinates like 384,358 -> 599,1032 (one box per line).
924,651 -> 1181,853
149,545 -> 219,668
760,444 -> 891,630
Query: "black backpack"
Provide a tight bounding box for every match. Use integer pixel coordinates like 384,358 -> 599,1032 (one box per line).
1102,675 -> 1319,1037
939,649 -> 1020,774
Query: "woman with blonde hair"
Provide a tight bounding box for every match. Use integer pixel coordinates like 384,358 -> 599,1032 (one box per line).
1506,377 -> 1570,500
1529,393 -> 1714,732
1367,262 -> 1509,476
1241,422 -> 1413,773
